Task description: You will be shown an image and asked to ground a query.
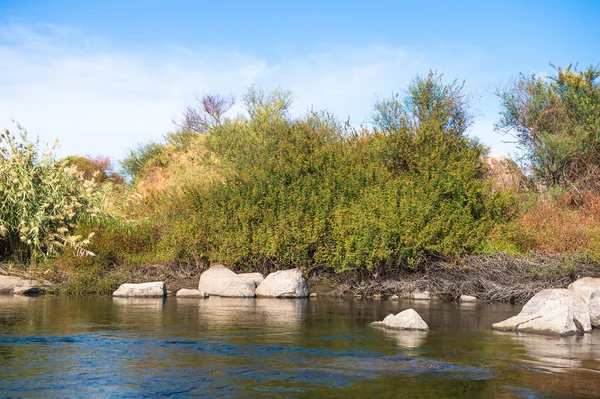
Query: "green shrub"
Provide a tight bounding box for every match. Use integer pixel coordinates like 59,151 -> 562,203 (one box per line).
0,125 -> 104,262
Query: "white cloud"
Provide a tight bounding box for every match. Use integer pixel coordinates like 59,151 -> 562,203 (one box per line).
0,24 -> 514,161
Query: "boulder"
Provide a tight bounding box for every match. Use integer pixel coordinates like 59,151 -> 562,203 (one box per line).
371,308 -> 429,330
238,272 -> 264,287
0,275 -> 40,296
176,288 -> 206,298
492,289 -> 591,336
112,281 -> 166,297
388,295 -> 400,301
568,277 -> 600,302
569,277 -> 600,328
255,268 -> 309,298
198,264 -> 262,298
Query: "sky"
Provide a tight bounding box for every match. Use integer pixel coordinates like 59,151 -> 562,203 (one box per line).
1,0 -> 599,162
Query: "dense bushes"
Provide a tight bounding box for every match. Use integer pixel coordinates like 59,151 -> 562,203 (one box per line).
124,75 -> 514,274
0,125 -> 105,262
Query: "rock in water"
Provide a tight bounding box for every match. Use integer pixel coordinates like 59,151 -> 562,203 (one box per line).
255,268 -> 309,298
176,288 -> 206,298
492,289 -> 591,336
0,275 -> 40,296
568,277 -> 600,302
237,272 -> 265,287
371,308 -> 429,330
198,264 -> 262,298
112,282 -> 166,297
569,277 -> 600,328
411,290 -> 431,300
460,295 -> 477,302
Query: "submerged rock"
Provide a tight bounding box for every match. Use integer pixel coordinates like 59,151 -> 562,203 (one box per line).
176,288 -> 206,298
255,268 -> 309,298
198,264 -> 262,298
0,275 -> 40,296
371,308 -> 429,330
411,290 -> 431,300
492,289 -> 591,336
569,277 -> 600,328
113,281 -> 166,298
460,295 -> 477,302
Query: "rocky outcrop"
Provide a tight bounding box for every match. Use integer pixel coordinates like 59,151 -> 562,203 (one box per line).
112,281 -> 167,297
198,265 -> 263,298
371,308 -> 429,330
176,288 -> 206,298
483,155 -> 527,192
0,275 -> 40,296
255,268 -> 309,298
492,289 -> 591,336
568,277 -> 600,327
460,295 -> 477,302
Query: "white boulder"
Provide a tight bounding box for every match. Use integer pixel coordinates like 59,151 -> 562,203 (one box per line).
568,277 -> 600,302
492,289 -> 591,336
255,268 -> 309,298
113,281 -> 166,297
198,264 -> 262,298
176,288 -> 206,298
569,277 -> 600,328
371,308 -> 429,330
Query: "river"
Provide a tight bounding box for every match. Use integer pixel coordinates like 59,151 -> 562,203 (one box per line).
0,296 -> 599,398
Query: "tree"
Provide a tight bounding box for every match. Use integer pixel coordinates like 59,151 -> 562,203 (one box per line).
495,64 -> 600,191
174,93 -> 235,133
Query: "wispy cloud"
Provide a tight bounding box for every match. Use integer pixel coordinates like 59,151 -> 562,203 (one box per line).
0,24 -> 512,160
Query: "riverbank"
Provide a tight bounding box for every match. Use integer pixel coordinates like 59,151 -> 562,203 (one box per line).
4,253 -> 600,303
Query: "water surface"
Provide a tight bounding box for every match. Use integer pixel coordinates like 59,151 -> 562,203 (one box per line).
1,296 -> 599,398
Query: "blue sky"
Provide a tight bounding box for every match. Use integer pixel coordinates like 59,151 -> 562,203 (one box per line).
1,0 -> 599,160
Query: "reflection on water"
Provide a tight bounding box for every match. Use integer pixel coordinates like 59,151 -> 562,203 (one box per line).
0,296 -> 599,398
381,329 -> 428,350
496,331 -> 600,372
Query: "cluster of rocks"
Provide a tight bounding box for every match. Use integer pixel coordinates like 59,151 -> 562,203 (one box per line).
112,265 -> 310,299
371,277 -> 600,336
492,277 -> 600,336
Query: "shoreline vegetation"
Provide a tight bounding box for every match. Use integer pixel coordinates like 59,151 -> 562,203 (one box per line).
2,66 -> 600,302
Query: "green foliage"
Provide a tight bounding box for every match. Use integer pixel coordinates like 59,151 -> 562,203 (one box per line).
120,141 -> 166,182
495,64 -> 600,190
50,217 -> 168,295
141,77 -> 514,274
0,125 -> 103,261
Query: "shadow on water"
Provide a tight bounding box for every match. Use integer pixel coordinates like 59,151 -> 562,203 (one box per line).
0,295 -> 599,398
